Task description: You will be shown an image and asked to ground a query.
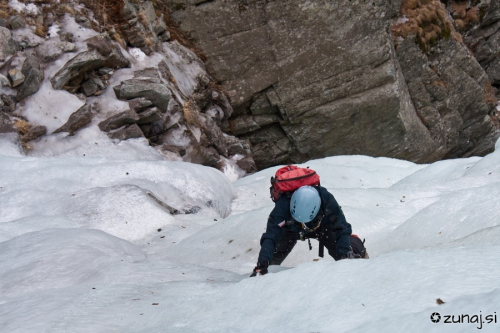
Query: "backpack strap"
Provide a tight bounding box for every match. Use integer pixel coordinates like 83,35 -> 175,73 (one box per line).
314,186 -> 326,258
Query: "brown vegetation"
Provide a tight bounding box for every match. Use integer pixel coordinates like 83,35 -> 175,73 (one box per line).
78,0 -> 209,66
145,35 -> 156,48
137,11 -> 149,27
13,119 -> 31,135
451,30 -> 463,44
182,99 -> 200,126
108,27 -> 126,48
80,0 -> 124,26
430,80 -> 449,90
454,19 -> 466,30
391,0 -> 453,53
451,1 -> 479,31
0,1 -> 9,19
483,81 -> 498,107
62,4 -> 76,15
34,24 -> 48,38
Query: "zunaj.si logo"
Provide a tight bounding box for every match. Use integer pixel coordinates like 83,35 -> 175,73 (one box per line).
430,312 -> 441,323
430,311 -> 498,330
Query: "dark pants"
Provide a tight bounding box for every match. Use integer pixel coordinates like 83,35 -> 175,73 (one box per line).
270,229 -> 367,265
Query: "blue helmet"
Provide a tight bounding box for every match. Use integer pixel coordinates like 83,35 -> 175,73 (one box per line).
290,186 -> 321,223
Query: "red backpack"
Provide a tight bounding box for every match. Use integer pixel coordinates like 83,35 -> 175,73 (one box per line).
270,165 -> 320,202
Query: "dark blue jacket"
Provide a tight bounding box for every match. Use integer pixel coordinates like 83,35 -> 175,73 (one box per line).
257,186 -> 352,264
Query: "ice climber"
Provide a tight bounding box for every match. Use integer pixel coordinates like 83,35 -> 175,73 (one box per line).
251,185 -> 368,277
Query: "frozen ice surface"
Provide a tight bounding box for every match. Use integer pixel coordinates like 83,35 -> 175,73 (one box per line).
11,27 -> 45,47
60,14 -> 98,47
1,131 -> 499,332
20,78 -> 85,133
0,148 -> 234,243
0,228 -> 146,297
0,133 -> 23,157
129,47 -> 147,62
47,24 -> 60,38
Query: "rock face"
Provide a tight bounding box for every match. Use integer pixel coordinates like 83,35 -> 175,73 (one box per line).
108,124 -> 145,140
0,1 -> 256,174
21,125 -> 47,143
36,39 -> 76,62
98,110 -> 140,132
114,77 -> 171,112
396,36 -> 497,159
0,95 -> 16,113
54,105 -> 92,134
0,112 -> 17,134
462,0 -> 500,86
120,0 -> 171,54
51,34 -> 130,91
0,27 -> 17,63
170,0 -> 499,168
16,54 -> 44,102
104,37 -> 255,169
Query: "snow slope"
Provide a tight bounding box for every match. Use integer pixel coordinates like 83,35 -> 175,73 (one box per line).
0,135 -> 499,332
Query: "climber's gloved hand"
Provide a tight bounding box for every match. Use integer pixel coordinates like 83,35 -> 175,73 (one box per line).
250,261 -> 269,277
339,250 -> 356,260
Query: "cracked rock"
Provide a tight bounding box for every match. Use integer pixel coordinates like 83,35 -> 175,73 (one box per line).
98,110 -> 140,132
51,45 -> 130,90
81,79 -> 98,96
36,39 -> 76,62
108,123 -> 144,140
137,107 -> 161,124
114,79 -> 170,111
16,54 -> 44,102
237,156 -> 257,173
8,69 -> 25,87
0,27 -> 17,62
128,97 -> 154,112
21,125 -> 46,142
8,16 -> 26,30
0,112 -> 16,134
54,104 -> 92,134
86,34 -> 113,57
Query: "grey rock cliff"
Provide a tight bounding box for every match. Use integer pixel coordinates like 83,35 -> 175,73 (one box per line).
463,0 -> 500,86
396,35 -> 497,159
168,0 -> 499,168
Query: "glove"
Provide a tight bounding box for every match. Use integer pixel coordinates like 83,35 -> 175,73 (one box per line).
339,250 -> 356,260
250,261 -> 269,277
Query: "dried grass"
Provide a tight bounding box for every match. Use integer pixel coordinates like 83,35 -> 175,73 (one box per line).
454,19 -> 466,30
113,32 -> 126,48
392,0 -> 456,53
145,35 -> 155,48
35,24 -> 48,38
450,1 -> 479,29
451,2 -> 466,19
80,0 -> 124,26
483,81 -> 498,107
430,80 -> 449,90
451,30 -> 463,43
137,11 -> 148,26
13,119 -> 31,135
63,4 -> 75,15
0,0 -> 13,18
182,99 -> 200,126
465,7 -> 479,23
